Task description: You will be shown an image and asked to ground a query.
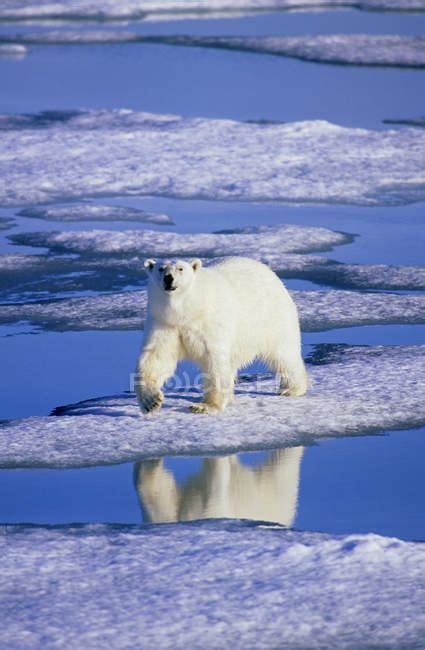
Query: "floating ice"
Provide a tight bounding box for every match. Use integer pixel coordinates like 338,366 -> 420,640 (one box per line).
4,222 -> 425,299
0,253 -> 150,303
266,255 -> 425,290
384,116 -> 425,128
0,43 -> 26,57
0,290 -> 148,331
0,109 -> 92,131
0,0 -> 423,22
7,32 -> 425,68
1,110 -> 425,207
1,522 -> 425,649
12,224 -> 351,256
149,34 -> 425,68
2,252 -> 425,304
0,344 -> 424,468
0,223 -> 351,301
18,204 -> 173,224
1,288 -> 424,332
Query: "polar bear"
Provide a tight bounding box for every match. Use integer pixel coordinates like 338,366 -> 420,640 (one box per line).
135,256 -> 308,414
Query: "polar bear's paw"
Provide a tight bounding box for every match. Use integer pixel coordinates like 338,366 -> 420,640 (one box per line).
190,402 -> 219,414
138,389 -> 164,414
279,385 -> 307,397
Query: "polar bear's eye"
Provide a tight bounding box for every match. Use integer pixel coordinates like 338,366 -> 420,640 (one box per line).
177,267 -> 184,272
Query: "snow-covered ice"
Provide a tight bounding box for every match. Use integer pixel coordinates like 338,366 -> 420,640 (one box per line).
1,287 -> 424,332
0,344 -> 424,468
1,110 -> 425,206
1,521 -> 425,649
3,221 -> 425,299
0,43 -> 26,57
3,252 -> 425,301
0,223 -> 353,301
12,224 -> 351,256
151,34 -> 425,67
8,32 -> 424,68
18,204 -> 173,224
0,0 -> 423,22
2,251 -> 425,304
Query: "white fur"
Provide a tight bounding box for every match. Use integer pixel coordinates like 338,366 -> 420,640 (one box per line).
135,256 -> 308,414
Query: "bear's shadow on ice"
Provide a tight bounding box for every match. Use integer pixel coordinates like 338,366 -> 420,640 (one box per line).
51,382 -> 278,418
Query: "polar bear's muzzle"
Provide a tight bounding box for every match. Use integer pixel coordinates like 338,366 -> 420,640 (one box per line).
164,273 -> 176,292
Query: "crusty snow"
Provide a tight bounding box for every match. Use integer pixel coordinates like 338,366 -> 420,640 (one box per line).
12,224 -> 350,255
1,521 -> 425,649
1,110 -> 424,206
0,0 -> 423,22
18,204 -> 173,224
0,344 -> 424,468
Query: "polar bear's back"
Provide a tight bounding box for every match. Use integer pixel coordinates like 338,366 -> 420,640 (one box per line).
212,256 -> 293,310
209,257 -> 301,362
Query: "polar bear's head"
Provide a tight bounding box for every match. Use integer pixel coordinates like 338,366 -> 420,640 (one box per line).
144,258 -> 202,294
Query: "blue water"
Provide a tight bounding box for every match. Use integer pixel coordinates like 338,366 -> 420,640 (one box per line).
1,11 -> 425,127
1,428 -> 424,541
0,9 -> 424,542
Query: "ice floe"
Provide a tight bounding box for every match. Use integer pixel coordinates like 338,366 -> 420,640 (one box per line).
0,0 -> 423,23
0,253 -> 149,303
1,521 -> 425,649
0,344 -> 424,468
384,116 -> 425,128
1,288 -> 424,332
18,203 -> 173,224
1,109 -> 425,206
7,31 -> 425,68
12,224 -> 351,256
0,223 -> 351,301
149,34 -> 425,68
3,221 -> 425,300
2,251 -> 425,304
0,43 -> 26,57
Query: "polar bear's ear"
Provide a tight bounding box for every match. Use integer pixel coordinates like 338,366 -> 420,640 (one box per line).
191,259 -> 202,272
144,259 -> 155,272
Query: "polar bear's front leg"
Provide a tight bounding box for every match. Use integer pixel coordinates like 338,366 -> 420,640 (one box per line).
135,327 -> 180,414
190,351 -> 234,414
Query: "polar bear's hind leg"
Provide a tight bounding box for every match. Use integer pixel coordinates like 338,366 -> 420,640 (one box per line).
268,348 -> 308,397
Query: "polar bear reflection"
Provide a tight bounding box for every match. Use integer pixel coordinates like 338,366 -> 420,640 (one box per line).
134,447 -> 303,526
